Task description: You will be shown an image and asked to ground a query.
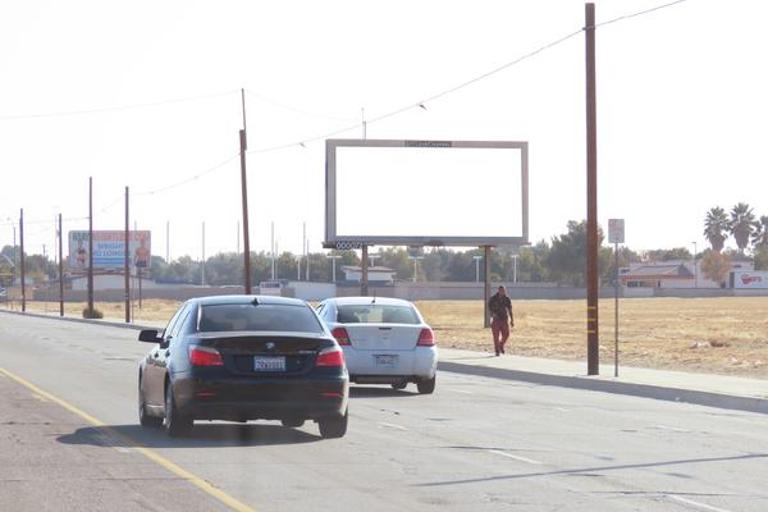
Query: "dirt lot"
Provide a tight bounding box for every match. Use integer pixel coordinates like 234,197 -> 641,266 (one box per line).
5,297 -> 768,378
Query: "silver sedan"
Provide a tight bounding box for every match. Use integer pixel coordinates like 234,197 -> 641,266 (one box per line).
316,297 -> 438,394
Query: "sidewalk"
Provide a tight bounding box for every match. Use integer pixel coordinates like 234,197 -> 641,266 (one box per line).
440,348 -> 768,414
3,309 -> 767,414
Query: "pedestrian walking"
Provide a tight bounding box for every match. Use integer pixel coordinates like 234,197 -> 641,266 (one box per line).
489,285 -> 514,356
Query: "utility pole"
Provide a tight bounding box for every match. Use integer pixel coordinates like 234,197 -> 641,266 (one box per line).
237,220 -> 240,255
302,222 -> 306,281
361,245 -> 369,296
239,88 -> 252,294
19,209 -> 25,312
87,177 -> 94,315
201,221 -> 206,286
512,254 -> 518,284
473,255 -> 482,283
58,213 -> 63,317
585,2 -> 600,375
328,255 -> 341,283
691,241 -> 698,288
483,246 -> 491,328
271,221 -> 276,280
306,239 -> 310,281
124,187 -> 130,323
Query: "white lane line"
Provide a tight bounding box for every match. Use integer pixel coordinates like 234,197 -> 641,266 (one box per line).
668,495 -> 733,512
32,394 -> 48,402
379,422 -> 408,431
452,389 -> 473,395
655,424 -> 692,433
487,449 -> 542,465
553,407 -> 569,412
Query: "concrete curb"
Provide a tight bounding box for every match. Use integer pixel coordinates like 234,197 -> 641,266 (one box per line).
0,309 -> 156,332
4,309 -> 766,415
438,361 -> 768,416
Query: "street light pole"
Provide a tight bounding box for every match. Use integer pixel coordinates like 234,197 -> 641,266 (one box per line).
691,241 -> 698,288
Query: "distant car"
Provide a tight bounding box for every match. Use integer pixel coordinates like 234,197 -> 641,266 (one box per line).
137,295 -> 349,438
316,297 -> 438,394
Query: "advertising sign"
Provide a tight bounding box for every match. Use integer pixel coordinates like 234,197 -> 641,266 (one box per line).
608,219 -> 625,244
68,231 -> 151,270
732,271 -> 768,289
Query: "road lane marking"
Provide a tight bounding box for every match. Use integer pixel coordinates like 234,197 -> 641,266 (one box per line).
451,389 -> 473,395
654,424 -> 691,433
0,367 -> 257,512
487,449 -> 542,465
668,495 -> 733,512
380,422 -> 408,431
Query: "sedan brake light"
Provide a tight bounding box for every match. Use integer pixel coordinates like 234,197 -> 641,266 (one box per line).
417,328 -> 435,347
189,346 -> 224,366
331,327 -> 351,346
316,346 -> 345,367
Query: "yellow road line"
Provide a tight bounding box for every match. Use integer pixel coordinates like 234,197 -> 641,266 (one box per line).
0,367 -> 256,512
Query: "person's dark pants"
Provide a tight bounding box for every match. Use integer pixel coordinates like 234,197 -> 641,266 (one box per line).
491,317 -> 510,355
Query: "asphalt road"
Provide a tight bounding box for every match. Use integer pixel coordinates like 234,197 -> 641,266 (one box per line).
1,313 -> 767,512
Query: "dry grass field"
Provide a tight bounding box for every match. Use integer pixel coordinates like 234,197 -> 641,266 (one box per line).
6,297 -> 768,378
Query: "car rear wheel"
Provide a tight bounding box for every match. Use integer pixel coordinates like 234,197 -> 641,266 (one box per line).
138,378 -> 162,428
281,418 -> 305,428
417,375 -> 436,395
318,410 -> 348,439
391,382 -> 407,391
164,382 -> 193,437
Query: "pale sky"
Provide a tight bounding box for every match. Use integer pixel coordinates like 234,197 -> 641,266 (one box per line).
1,0 -> 766,261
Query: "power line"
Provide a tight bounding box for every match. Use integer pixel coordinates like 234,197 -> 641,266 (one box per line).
0,90 -> 238,122
244,89 -> 358,123
248,0 -> 689,154
134,153 -> 240,196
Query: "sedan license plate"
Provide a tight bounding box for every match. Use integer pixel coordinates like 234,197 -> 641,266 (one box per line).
253,356 -> 286,372
374,354 -> 398,367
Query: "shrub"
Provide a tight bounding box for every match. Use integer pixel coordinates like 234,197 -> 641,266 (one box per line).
82,307 -> 104,319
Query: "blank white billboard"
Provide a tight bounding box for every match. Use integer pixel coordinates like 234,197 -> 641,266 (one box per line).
325,139 -> 528,247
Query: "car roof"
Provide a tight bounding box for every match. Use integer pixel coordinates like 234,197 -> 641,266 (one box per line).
325,296 -> 415,307
188,295 -> 307,307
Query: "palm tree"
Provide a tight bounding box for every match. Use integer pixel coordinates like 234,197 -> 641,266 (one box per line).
729,202 -> 756,254
703,207 -> 728,252
752,215 -> 768,250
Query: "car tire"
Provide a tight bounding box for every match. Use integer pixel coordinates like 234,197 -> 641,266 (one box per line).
281,418 -> 305,428
164,382 -> 193,437
391,382 -> 407,391
417,375 -> 436,395
138,377 -> 162,428
318,410 -> 348,439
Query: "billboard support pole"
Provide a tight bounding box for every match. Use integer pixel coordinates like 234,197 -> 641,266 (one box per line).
239,88 -> 252,294
87,177 -> 94,315
124,187 -> 130,323
361,245 -> 369,297
483,246 -> 491,328
58,214 -> 64,317
138,267 -> 143,310
585,3 -> 600,375
20,208 -> 25,312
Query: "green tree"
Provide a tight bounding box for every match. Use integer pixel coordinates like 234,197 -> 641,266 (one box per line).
754,247 -> 768,271
729,202 -> 756,254
751,215 -> 768,250
704,207 -> 729,252
547,220 -> 606,287
645,247 -> 692,261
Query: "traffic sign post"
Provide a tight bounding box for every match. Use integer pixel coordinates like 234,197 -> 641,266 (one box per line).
608,219 -> 625,377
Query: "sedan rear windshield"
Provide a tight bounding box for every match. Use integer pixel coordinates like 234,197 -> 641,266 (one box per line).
199,304 -> 324,333
337,305 -> 420,325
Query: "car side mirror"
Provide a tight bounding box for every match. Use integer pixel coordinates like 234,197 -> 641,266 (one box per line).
138,329 -> 162,343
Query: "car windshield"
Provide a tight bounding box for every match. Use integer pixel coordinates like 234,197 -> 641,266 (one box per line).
199,303 -> 324,333
337,304 -> 420,324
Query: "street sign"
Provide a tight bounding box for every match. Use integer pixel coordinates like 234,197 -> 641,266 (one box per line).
608,219 -> 625,244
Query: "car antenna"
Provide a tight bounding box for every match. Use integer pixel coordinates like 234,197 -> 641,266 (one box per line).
372,290 -> 376,304
251,297 -> 259,306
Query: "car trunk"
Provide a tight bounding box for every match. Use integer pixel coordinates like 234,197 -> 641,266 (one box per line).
344,324 -> 421,351
198,332 -> 327,376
